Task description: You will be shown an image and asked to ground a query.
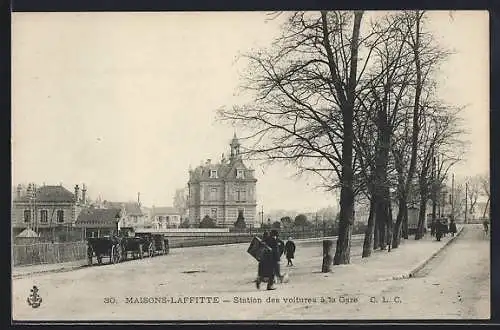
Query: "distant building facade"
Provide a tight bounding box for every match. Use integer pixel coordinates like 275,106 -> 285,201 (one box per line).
101,200 -> 146,229
75,207 -> 122,238
12,183 -> 89,240
150,206 -> 182,229
187,134 -> 258,227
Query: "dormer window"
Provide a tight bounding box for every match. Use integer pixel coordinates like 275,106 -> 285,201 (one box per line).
236,169 -> 245,179
210,170 -> 218,178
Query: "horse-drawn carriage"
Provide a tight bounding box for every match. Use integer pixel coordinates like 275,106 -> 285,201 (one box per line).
86,232 -> 170,266
134,233 -> 170,257
87,236 -> 122,265
120,236 -> 148,260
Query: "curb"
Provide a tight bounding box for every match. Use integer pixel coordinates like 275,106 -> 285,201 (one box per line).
12,264 -> 87,279
387,225 -> 465,281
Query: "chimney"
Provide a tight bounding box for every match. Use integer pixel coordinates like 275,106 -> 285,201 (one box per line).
16,184 -> 22,199
82,184 -> 87,204
74,184 -> 80,202
137,192 -> 141,206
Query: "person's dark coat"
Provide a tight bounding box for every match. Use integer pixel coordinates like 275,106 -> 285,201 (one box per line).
258,235 -> 279,278
449,221 -> 457,234
285,241 -> 296,259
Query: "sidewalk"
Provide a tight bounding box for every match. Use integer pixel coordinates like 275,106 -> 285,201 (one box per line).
202,225 -> 465,320
12,259 -> 87,279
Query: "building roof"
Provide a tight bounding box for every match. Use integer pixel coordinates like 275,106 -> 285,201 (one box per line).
103,201 -> 143,216
76,208 -> 121,225
152,206 -> 181,215
188,135 -> 257,183
15,185 -> 75,203
16,228 -> 40,238
189,158 -> 256,183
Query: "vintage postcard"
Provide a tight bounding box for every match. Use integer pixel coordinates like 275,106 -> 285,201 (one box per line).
11,11 -> 490,322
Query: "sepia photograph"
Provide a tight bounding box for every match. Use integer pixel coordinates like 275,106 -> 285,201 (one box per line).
11,10 -> 490,321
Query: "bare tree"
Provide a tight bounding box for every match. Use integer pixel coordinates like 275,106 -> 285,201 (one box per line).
391,11 -> 452,246
414,104 -> 466,239
465,175 -> 481,218
479,174 -> 490,219
219,11 -> 371,265
173,188 -> 188,219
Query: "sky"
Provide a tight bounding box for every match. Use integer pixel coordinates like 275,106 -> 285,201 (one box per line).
11,11 -> 489,212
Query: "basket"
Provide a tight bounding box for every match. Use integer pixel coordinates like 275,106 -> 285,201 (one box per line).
247,236 -> 271,261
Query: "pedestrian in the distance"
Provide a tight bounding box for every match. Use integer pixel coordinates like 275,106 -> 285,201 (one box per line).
430,220 -> 436,237
285,237 -> 296,266
435,219 -> 444,242
483,219 -> 489,235
449,219 -> 457,237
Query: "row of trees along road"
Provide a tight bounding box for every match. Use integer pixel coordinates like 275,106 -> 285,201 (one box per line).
218,11 -> 469,271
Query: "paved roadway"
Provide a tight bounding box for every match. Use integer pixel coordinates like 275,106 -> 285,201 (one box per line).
13,226 -> 489,320
13,235 -> 364,320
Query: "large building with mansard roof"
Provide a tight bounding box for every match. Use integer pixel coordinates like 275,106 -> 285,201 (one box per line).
187,134 -> 258,228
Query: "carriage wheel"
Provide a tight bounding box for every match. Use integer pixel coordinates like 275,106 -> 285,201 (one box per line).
116,245 -> 123,263
160,240 -> 166,255
138,245 -> 144,259
148,243 -> 154,258
111,245 -> 120,264
87,247 -> 93,266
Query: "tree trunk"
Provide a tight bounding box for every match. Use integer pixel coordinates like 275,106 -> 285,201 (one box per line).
415,193 -> 427,240
482,196 -> 490,219
324,10 -> 363,265
362,199 -> 376,258
386,196 -> 394,252
404,11 -> 423,240
373,222 -> 379,250
392,196 -> 407,248
432,191 -> 437,225
402,208 -> 409,239
377,204 -> 386,250
322,240 -> 334,272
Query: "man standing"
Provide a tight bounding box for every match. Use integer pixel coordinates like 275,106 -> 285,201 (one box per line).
449,219 -> 457,237
285,237 -> 296,266
255,231 -> 279,290
265,230 -> 281,290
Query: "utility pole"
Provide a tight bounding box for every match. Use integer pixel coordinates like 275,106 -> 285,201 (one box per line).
260,205 -> 263,227
465,182 -> 468,224
451,173 -> 455,220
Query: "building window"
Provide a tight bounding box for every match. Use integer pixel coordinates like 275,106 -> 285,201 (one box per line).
24,210 -> 31,223
210,170 -> 218,178
236,189 -> 246,202
40,210 -> 48,223
211,208 -> 217,219
210,187 -> 218,201
57,210 -> 64,223
236,169 -> 244,179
